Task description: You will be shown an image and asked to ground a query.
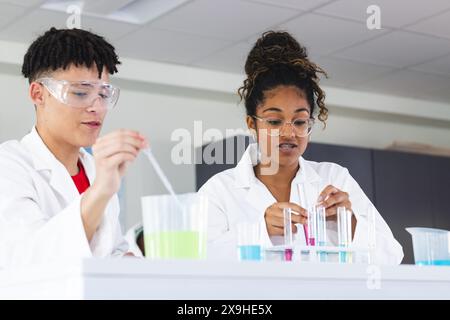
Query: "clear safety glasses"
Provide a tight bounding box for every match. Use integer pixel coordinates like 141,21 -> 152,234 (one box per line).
252,115 -> 315,137
36,77 -> 120,110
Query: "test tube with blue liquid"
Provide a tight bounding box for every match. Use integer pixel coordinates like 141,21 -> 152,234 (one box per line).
337,207 -> 352,263
237,221 -> 262,261
315,205 -> 327,262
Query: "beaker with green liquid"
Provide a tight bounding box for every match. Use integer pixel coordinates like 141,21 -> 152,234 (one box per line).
141,193 -> 208,259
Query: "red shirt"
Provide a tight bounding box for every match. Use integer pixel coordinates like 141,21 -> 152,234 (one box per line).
71,161 -> 90,194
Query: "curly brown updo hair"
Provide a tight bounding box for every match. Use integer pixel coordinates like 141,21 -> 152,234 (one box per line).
238,31 -> 328,125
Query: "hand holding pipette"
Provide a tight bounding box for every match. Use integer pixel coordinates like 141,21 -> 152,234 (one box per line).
92,130 -> 148,197
82,130 -> 148,241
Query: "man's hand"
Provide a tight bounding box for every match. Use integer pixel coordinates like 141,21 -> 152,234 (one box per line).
91,129 -> 148,198
81,129 -> 148,241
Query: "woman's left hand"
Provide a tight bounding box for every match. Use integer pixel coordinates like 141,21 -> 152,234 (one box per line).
317,185 -> 353,220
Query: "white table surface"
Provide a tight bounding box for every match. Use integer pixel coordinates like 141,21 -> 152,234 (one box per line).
1,258 -> 449,299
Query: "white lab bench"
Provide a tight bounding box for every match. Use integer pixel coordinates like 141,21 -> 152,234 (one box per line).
0,258 -> 449,299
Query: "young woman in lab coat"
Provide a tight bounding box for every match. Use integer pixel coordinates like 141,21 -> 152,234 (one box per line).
0,28 -> 148,267
199,31 -> 404,264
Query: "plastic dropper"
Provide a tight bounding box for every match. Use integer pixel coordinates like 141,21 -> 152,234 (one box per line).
142,148 -> 183,210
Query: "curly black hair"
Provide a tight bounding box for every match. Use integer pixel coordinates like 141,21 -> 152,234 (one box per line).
238,31 -> 328,125
22,27 -> 121,83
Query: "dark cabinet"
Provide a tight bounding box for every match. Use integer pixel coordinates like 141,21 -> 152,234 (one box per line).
195,135 -> 250,190
303,143 -> 375,202
373,151 -> 434,264
431,156 -> 450,231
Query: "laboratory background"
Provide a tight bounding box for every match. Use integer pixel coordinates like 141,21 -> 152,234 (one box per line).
0,0 -> 450,301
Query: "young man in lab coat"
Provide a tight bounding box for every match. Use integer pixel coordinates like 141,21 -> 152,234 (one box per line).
0,27 -> 148,267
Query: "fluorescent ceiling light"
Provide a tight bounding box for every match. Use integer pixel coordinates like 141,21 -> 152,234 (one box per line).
82,0 -> 137,15
41,0 -> 191,25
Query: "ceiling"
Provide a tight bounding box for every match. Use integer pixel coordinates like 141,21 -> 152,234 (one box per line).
1,0 -> 450,103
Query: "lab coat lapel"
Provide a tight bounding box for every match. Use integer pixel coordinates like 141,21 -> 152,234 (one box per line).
244,182 -> 276,221
234,144 -> 277,220
79,148 -> 96,184
21,127 -> 81,206
294,157 -> 323,209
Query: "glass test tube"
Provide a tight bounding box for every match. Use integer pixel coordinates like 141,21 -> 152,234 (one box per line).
297,184 -> 317,246
315,205 -> 327,262
337,207 -> 353,263
307,207 -> 316,246
316,206 -> 327,246
283,208 -> 293,261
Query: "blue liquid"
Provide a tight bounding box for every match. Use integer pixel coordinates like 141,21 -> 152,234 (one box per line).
317,241 -> 327,262
338,245 -> 353,263
239,245 -> 262,261
339,251 -> 347,263
339,251 -> 353,264
416,260 -> 450,266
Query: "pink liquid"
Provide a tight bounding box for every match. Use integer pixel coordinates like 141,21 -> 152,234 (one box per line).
284,248 -> 293,261
304,224 -> 315,246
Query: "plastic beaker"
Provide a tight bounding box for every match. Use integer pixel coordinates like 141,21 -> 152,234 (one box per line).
406,227 -> 450,266
141,192 -> 208,259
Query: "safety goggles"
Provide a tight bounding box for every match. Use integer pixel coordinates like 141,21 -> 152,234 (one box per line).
37,77 -> 120,110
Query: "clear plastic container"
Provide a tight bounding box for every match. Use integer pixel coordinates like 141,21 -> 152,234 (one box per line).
406,227 -> 450,266
237,221 -> 262,261
141,193 -> 208,259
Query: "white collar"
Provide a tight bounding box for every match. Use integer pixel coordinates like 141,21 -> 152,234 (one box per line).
21,126 -> 95,203
21,127 -> 89,171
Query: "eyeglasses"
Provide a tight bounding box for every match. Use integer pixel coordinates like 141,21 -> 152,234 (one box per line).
36,78 -> 120,110
252,115 -> 315,137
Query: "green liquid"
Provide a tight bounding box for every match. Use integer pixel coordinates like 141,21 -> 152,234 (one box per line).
144,231 -> 206,259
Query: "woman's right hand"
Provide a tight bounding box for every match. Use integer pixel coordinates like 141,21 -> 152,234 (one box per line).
264,202 -> 308,237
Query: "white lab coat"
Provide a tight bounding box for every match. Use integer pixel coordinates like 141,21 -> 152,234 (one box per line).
199,143 -> 404,265
0,127 -> 128,268
124,223 -> 144,257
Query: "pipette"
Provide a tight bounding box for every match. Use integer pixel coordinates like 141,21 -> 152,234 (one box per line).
142,148 -> 183,210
